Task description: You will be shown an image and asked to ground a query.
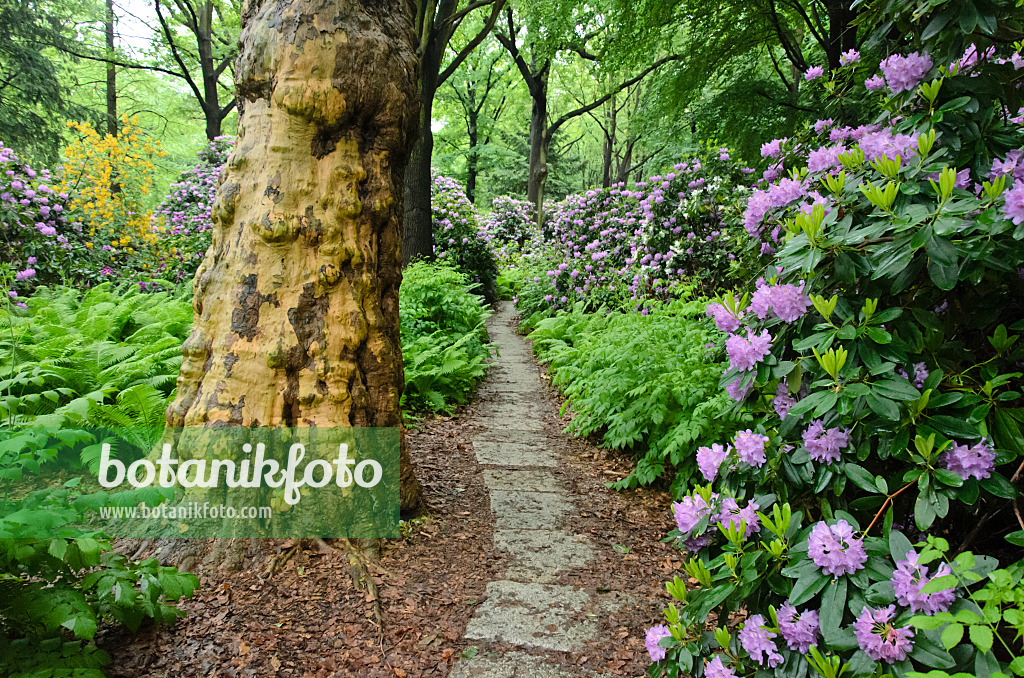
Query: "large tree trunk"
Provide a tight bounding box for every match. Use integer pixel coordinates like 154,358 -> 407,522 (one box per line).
166,0 -> 425,566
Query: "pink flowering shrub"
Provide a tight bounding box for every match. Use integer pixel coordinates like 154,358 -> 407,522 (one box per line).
0,141 -> 71,292
430,172 -> 498,301
479,195 -> 535,265
142,136 -> 233,286
508,149 -> 753,320
649,29 -> 1024,678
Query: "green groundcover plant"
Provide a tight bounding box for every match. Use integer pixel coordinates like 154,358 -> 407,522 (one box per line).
529,296 -> 749,494
646,17 -> 1024,678
400,260 -> 492,414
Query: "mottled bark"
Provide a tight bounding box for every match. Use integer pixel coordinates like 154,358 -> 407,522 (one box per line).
167,0 -> 426,543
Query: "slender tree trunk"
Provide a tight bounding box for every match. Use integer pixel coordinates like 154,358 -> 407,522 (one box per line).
105,0 -> 116,137
526,72 -> 548,225
615,138 -> 634,186
601,95 -> 615,188
466,84 -> 478,204
196,1 -> 223,140
402,82 -> 435,265
167,0 -> 425,560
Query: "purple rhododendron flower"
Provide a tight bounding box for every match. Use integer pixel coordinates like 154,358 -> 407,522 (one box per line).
770,282 -> 811,322
717,497 -> 761,538
941,440 -> 995,480
749,279 -> 773,319
1004,181 -> 1024,225
774,382 -> 797,418
808,520 -> 867,576
804,66 -> 824,81
853,605 -> 914,663
726,375 -> 753,401
761,138 -> 786,159
865,75 -> 886,90
726,329 -> 772,371
802,420 -> 850,464
879,52 -> 933,93
706,302 -> 742,333
807,145 -> 846,173
705,657 -> 737,678
673,493 -> 717,534
739,614 -> 783,666
892,550 -> 956,615
645,625 -> 672,661
15,268 -> 35,281
840,49 -> 860,66
859,130 -> 919,162
735,430 -> 770,467
778,603 -> 820,652
697,443 -> 730,481
911,362 -> 929,388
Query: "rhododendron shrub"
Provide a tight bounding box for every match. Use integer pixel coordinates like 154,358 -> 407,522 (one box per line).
505,150 -> 753,318
430,173 -> 498,301
143,136 -> 233,285
0,142 -> 70,291
480,195 -> 535,265
648,42 -> 1024,678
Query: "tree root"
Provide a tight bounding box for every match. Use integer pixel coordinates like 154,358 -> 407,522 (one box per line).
265,538 -> 384,639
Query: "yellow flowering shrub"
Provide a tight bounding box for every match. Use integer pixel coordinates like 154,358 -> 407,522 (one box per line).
55,116 -> 167,280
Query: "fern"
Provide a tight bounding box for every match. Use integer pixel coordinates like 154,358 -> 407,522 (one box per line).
400,262 -> 492,413
530,297 -> 752,490
0,283 -> 191,427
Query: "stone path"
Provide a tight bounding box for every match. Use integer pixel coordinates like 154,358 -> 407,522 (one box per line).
450,303 -> 619,678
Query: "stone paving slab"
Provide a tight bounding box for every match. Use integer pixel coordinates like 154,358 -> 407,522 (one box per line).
489,490 -> 572,529
472,440 -> 558,467
471,428 -> 552,445
463,581 -> 598,652
449,650 -> 588,678
494,528 -> 593,583
482,468 -> 564,493
475,402 -> 548,419
477,417 -> 546,433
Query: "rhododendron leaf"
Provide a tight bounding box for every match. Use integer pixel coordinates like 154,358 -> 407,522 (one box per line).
911,629 -> 957,669
915,491 -> 939,529
789,571 -> 830,605
866,392 -> 901,420
978,472 -> 1017,499
844,464 -> 882,494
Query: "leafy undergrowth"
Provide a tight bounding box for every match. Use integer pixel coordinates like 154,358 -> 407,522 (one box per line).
0,284 -> 198,678
0,267 -> 493,676
400,261 -> 492,414
529,297 -> 749,493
